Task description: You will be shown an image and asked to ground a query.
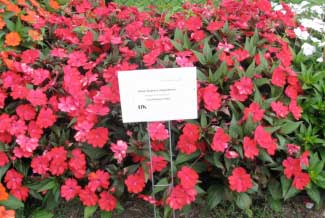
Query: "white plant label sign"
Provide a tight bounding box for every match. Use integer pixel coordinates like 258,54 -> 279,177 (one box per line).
118,67 -> 197,123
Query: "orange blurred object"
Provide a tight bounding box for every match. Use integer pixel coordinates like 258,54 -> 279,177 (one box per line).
0,18 -> 5,30
0,183 -> 9,201
28,29 -> 42,41
0,206 -> 15,218
4,32 -> 21,47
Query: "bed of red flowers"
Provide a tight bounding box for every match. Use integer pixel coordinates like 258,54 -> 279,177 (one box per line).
0,0 -> 318,217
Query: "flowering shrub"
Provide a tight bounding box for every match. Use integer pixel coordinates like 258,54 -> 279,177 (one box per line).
0,0 -> 318,216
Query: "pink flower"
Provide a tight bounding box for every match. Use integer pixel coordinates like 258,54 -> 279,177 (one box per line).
242,102 -> 265,122
61,179 -> 81,201
86,127 -> 109,148
111,140 -> 128,163
148,122 -> 169,141
201,84 -> 222,112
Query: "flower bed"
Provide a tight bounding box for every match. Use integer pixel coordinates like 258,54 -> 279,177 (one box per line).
0,0 -> 321,217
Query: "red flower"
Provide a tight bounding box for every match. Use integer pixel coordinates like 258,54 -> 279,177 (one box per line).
69,148 -> 86,179
242,102 -> 265,122
61,178 -> 81,201
254,126 -> 277,155
230,77 -> 253,102
228,167 -> 253,192
16,104 -> 36,121
87,170 -> 110,192
79,187 -> 98,206
21,49 -> 40,64
148,122 -> 169,141
68,51 -> 88,67
98,192 -> 117,211
31,155 -> 49,175
201,84 -> 222,112
10,186 -> 29,201
289,101 -> 302,120
282,157 -> 301,179
300,151 -> 310,167
36,108 -> 57,128
0,151 -> 9,167
86,127 -> 109,148
271,66 -> 287,87
15,135 -> 39,154
271,101 -> 289,118
211,128 -> 230,152
177,166 -> 198,189
111,140 -> 128,163
166,185 -> 197,210
151,141 -> 165,152
231,49 -> 250,62
26,89 -> 47,106
243,137 -> 259,160
143,49 -> 160,67
177,123 -> 200,154
47,147 -> 68,176
292,172 -> 310,190
148,156 -> 168,173
185,16 -> 202,31
207,21 -> 224,32
125,168 -> 145,194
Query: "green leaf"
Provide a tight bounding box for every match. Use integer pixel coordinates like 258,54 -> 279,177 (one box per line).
0,195 -> 24,210
84,206 -> 98,218
279,121 -> 301,134
200,112 -> 208,128
192,50 -> 206,65
197,70 -> 208,81
100,211 -> 112,218
258,149 -> 274,163
0,164 -> 11,180
236,193 -> 252,209
207,185 -> 224,210
306,186 -> 321,204
284,186 -> 300,201
153,178 -> 169,194
268,180 -> 282,200
31,209 -> 54,218
280,176 -> 291,198
175,151 -> 200,165
27,178 -> 57,192
270,199 -> 282,212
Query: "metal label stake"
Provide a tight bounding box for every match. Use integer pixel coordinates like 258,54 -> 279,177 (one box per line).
147,121 -> 176,218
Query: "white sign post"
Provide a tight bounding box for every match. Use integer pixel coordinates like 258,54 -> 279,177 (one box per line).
118,67 -> 198,218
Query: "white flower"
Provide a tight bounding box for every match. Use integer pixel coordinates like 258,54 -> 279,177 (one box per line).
273,4 -> 283,11
318,42 -> 325,47
301,43 -> 316,56
294,28 -> 310,40
300,18 -> 325,33
310,37 -> 320,43
311,6 -> 325,16
317,55 -> 324,63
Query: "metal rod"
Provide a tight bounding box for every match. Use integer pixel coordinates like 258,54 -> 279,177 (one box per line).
147,122 -> 157,218
168,121 -> 176,218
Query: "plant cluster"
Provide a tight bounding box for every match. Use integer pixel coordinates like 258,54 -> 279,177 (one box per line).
0,0 -> 322,217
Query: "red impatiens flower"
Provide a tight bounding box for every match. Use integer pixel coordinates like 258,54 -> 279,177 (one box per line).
36,107 -> 57,128
98,192 -> 117,211
16,104 -> 36,121
79,187 -> 98,206
69,148 -> 86,179
254,126 -> 277,155
282,157 -> 301,179
67,51 -> 88,67
228,167 -> 253,192
201,84 -> 222,112
26,89 -> 47,106
148,122 -> 169,141
148,156 -> 168,173
177,123 -> 200,154
230,77 -> 253,102
177,166 -> 198,189
242,102 -> 265,122
300,151 -> 310,167
111,140 -> 128,164
166,185 -> 197,210
185,16 -> 202,31
243,137 -> 259,160
125,168 -> 146,194
211,128 -> 231,152
271,66 -> 287,87
61,178 -> 81,201
87,170 -> 110,192
10,185 -> 29,201
231,49 -> 250,62
289,101 -> 302,120
86,127 -> 109,148
207,21 -> 224,32
271,101 -> 289,118
21,49 -> 40,64
0,151 -> 9,167
292,172 -> 310,190
31,155 -> 49,175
